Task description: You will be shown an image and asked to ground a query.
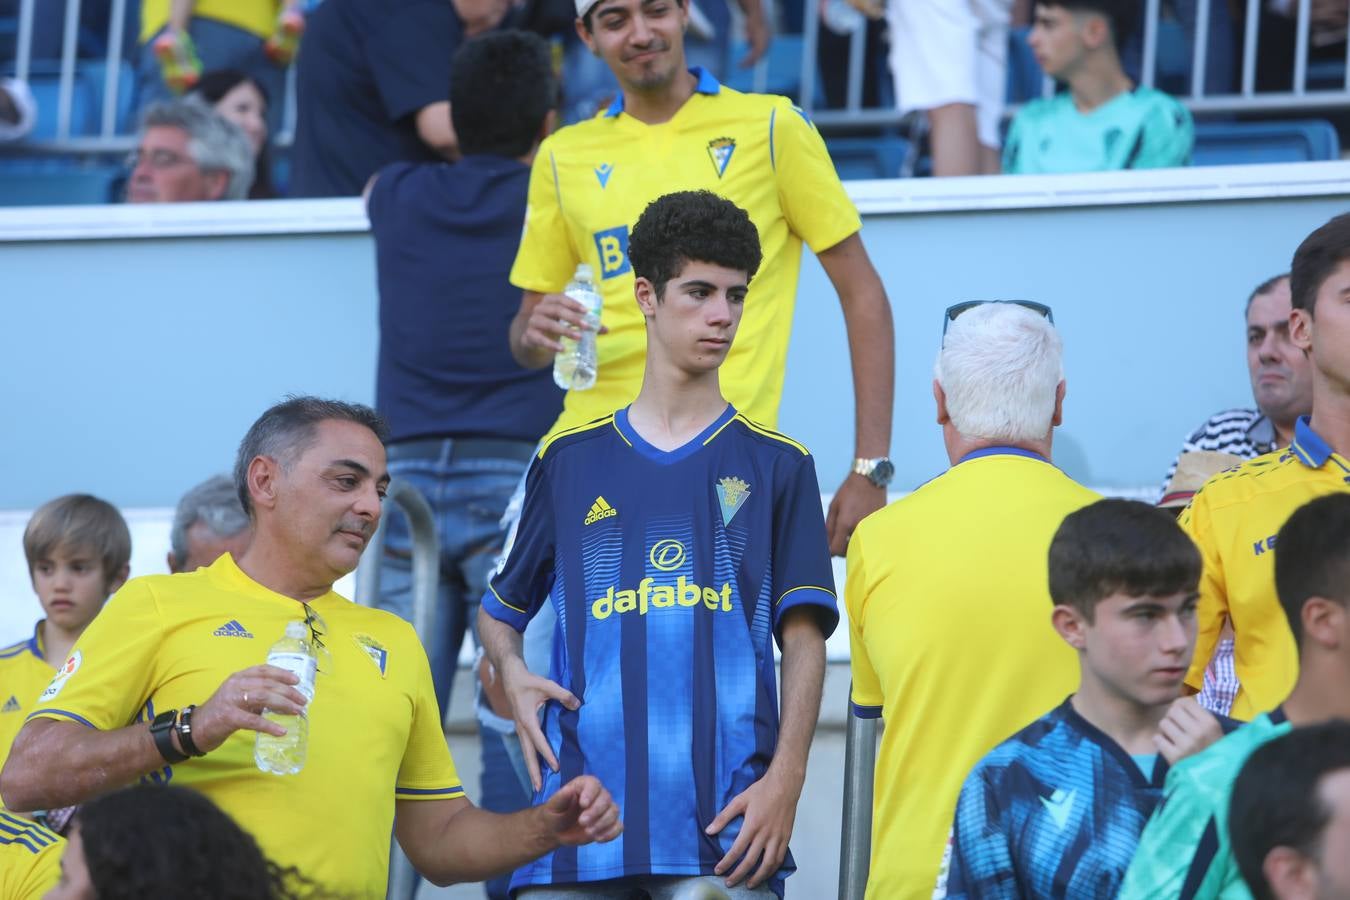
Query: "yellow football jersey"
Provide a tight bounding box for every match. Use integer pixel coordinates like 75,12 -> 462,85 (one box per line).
0,626 -> 54,784
140,0 -> 280,42
0,813 -> 62,899
511,69 -> 861,438
28,554 -> 461,897
845,449 -> 1097,899
1181,417 -> 1350,720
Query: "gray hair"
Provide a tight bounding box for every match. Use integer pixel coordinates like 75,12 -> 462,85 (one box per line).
934,303 -> 1065,445
170,474 -> 249,563
234,396 -> 389,517
142,99 -> 254,200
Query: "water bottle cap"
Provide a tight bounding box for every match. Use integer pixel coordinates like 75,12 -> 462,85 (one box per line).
284,621 -> 307,639
575,263 -> 594,282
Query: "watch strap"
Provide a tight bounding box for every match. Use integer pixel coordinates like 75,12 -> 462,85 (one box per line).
150,710 -> 189,764
176,704 -> 204,757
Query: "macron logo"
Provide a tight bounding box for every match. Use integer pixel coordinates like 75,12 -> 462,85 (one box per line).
213,620 -> 254,639
584,496 -> 618,526
1039,788 -> 1076,831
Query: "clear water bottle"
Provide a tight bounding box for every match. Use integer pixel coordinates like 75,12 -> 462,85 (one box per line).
254,620 -> 317,776
552,263 -> 603,391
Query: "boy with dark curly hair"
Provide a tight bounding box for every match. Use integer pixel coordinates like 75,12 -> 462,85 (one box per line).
479,190 -> 837,898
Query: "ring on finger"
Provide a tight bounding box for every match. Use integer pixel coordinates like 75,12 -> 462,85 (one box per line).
243,690 -> 249,708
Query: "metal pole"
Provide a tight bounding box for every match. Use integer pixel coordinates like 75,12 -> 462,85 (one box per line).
845,16 -> 865,111
800,0 -> 820,114
838,690 -> 878,900
16,0 -> 35,83
58,0 -> 83,140
1293,0 -> 1311,94
100,0 -> 127,137
352,478 -> 439,900
1141,0 -> 1161,89
1241,0 -> 1260,96
1192,0 -> 1211,97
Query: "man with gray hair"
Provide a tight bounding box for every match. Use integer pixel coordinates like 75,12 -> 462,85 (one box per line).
126,99 -> 253,203
167,474 -> 250,574
843,301 -> 1100,898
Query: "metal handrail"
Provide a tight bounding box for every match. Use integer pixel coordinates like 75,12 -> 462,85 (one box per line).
353,477 -> 440,900
838,688 -> 878,900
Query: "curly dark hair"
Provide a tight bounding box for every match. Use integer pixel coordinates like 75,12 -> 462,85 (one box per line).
76,784 -> 317,899
626,190 -> 762,299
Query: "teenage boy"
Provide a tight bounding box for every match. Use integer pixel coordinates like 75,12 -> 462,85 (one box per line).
0,495 -> 130,784
1119,493 -> 1350,898
1005,0 -> 1193,173
479,190 -> 836,898
943,499 -> 1228,898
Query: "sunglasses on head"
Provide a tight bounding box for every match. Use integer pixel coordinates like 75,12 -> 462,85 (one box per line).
943,300 -> 1055,336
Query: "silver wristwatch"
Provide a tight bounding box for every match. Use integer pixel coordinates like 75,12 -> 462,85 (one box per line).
852,457 -> 895,488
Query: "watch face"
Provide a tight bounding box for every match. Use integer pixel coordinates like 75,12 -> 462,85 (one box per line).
872,459 -> 895,485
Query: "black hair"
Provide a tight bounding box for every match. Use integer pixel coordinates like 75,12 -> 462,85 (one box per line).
233,396 -> 389,517
188,68 -> 275,199
582,0 -> 686,33
1290,212 -> 1350,314
1048,498 -> 1202,620
1230,720 -> 1350,900
1245,273 -> 1290,314
1036,0 -> 1139,49
77,784 -> 314,898
451,31 -> 555,158
1274,493 -> 1350,644
627,190 -> 762,299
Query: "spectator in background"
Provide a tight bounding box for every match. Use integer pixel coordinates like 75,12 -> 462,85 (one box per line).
136,0 -> 297,134
1230,720 -> 1350,900
1176,215 -> 1350,723
884,0 -> 1012,175
945,500 -> 1225,898
845,301 -> 1098,898
290,0 -> 515,197
1119,493 -> 1350,899
364,34 -> 564,899
188,70 -> 276,198
167,474 -> 250,574
1005,0 -> 1193,173
0,78 -> 36,142
0,812 -> 61,899
126,100 -> 254,202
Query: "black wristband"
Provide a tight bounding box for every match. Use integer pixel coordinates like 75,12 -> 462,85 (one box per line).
176,704 -> 204,757
149,710 -> 189,764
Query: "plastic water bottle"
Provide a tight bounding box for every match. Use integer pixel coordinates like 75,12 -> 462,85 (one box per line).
254,621 -> 316,775
552,263 -> 603,391
152,29 -> 202,94
263,8 -> 306,65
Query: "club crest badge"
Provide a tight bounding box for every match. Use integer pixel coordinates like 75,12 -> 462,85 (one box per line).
716,476 -> 751,527
353,634 -> 388,678
707,137 -> 736,178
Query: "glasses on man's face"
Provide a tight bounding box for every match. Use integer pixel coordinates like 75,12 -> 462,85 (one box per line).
943,300 -> 1055,335
302,602 -> 335,675
124,148 -> 193,171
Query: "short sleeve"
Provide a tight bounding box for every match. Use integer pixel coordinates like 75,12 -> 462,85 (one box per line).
844,530 -> 882,718
510,145 -> 580,295
1180,488 -> 1227,694
481,457 -> 556,631
365,3 -> 459,122
27,580 -> 162,730
395,623 -> 464,800
365,161 -> 416,229
770,453 -> 839,643
771,99 -> 860,255
1131,96 -> 1194,169
944,766 -> 1018,899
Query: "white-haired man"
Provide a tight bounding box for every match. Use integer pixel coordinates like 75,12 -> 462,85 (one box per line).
844,301 -> 1100,898
167,474 -> 251,574
127,99 -> 254,203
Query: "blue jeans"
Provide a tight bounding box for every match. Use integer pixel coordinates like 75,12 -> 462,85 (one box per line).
375,441 -> 530,713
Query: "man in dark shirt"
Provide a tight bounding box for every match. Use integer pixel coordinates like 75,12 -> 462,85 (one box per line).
293,0 -> 512,197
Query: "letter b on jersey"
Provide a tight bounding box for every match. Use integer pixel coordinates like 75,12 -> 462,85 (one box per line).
593,226 -> 631,279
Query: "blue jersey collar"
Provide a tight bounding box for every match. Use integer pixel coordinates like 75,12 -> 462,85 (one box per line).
956,445 -> 1050,466
1290,416 -> 1336,468
614,403 -> 737,464
603,66 -> 721,117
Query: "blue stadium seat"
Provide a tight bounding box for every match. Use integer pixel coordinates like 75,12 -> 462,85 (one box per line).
2,61 -> 100,140
1192,119 -> 1341,166
78,60 -> 140,134
724,36 -> 805,99
825,135 -> 912,179
0,159 -> 122,205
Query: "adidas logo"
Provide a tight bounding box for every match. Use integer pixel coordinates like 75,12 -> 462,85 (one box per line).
1,696 -> 18,713
212,620 -> 254,639
584,496 -> 618,526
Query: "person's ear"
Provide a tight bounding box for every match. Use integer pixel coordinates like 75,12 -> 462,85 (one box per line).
1052,379 -> 1066,427
247,456 -> 282,515
575,16 -> 598,54
634,277 -> 659,318
1263,845 -> 1318,900
1052,604 -> 1089,650
1081,12 -> 1110,50
1302,596 -> 1345,651
933,379 -> 950,426
202,169 -> 230,201
1290,307 -> 1314,353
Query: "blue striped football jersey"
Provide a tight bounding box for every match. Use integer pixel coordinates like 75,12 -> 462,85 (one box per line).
482,404 -> 838,896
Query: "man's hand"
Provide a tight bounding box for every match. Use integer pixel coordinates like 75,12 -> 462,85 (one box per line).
706,768 -> 803,888
500,657 -> 580,792
520,292 -> 607,356
191,664 -> 306,753
825,472 -> 885,557
739,11 -> 771,67
1154,696 -> 1224,765
539,775 -> 623,846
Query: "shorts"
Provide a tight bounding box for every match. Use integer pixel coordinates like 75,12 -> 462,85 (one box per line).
886,0 -> 1013,148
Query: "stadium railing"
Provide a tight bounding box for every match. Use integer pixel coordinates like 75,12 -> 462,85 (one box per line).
838,690 -> 878,900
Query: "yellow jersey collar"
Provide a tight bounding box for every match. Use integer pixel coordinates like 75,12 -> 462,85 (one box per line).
603,66 -> 721,118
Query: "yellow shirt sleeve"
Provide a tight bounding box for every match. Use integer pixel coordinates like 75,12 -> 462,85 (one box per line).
28,580 -> 162,729
772,98 -> 861,256
1,826 -> 64,900
510,143 -> 581,296
845,528 -> 883,715
1180,492 -> 1228,694
394,624 -> 463,800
